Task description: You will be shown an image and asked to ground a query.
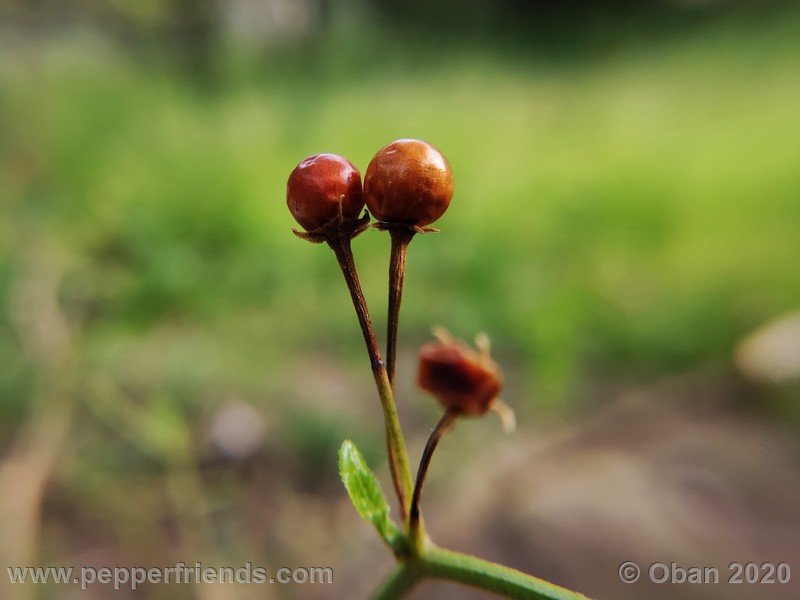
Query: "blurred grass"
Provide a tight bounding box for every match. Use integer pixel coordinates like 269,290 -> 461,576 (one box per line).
1,9 -> 799,599
1,5 -> 800,440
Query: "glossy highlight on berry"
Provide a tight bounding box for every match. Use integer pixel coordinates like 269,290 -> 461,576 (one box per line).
364,139 -> 453,226
286,153 -> 364,231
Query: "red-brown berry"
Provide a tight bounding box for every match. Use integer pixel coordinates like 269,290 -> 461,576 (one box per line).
287,154 -> 364,231
417,330 -> 502,416
364,139 -> 453,226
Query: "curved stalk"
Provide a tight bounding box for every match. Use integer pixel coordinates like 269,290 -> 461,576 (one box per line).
409,409 -> 457,545
328,237 -> 414,518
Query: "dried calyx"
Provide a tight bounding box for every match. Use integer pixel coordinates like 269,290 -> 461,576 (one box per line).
418,327 -> 515,432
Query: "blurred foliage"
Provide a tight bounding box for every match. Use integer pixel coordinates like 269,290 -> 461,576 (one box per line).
0,6 -> 799,598
1,1 -> 800,453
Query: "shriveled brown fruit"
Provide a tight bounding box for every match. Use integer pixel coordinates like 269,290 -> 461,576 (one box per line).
417,332 -> 502,416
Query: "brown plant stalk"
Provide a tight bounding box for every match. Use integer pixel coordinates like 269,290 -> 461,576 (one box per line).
327,233 -> 414,518
386,227 -> 417,385
409,408 -> 457,537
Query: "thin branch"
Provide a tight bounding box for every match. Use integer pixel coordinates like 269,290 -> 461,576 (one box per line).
327,236 -> 414,519
409,409 -> 457,535
386,227 -> 415,385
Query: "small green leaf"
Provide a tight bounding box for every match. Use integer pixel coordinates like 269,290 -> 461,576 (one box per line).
338,439 -> 402,547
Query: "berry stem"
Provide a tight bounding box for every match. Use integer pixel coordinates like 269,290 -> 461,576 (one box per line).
327,236 -> 414,519
409,408 -> 457,548
386,227 -> 416,385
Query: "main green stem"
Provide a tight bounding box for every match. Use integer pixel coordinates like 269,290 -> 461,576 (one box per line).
373,563 -> 422,600
374,547 -> 589,600
329,237 -> 414,518
408,409 -> 456,551
421,547 -> 590,600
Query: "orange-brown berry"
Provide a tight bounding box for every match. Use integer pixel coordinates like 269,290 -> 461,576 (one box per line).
364,139 -> 453,226
417,335 -> 502,416
287,154 -> 364,231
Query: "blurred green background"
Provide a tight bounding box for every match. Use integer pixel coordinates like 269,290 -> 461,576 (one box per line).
1,1 -> 799,599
